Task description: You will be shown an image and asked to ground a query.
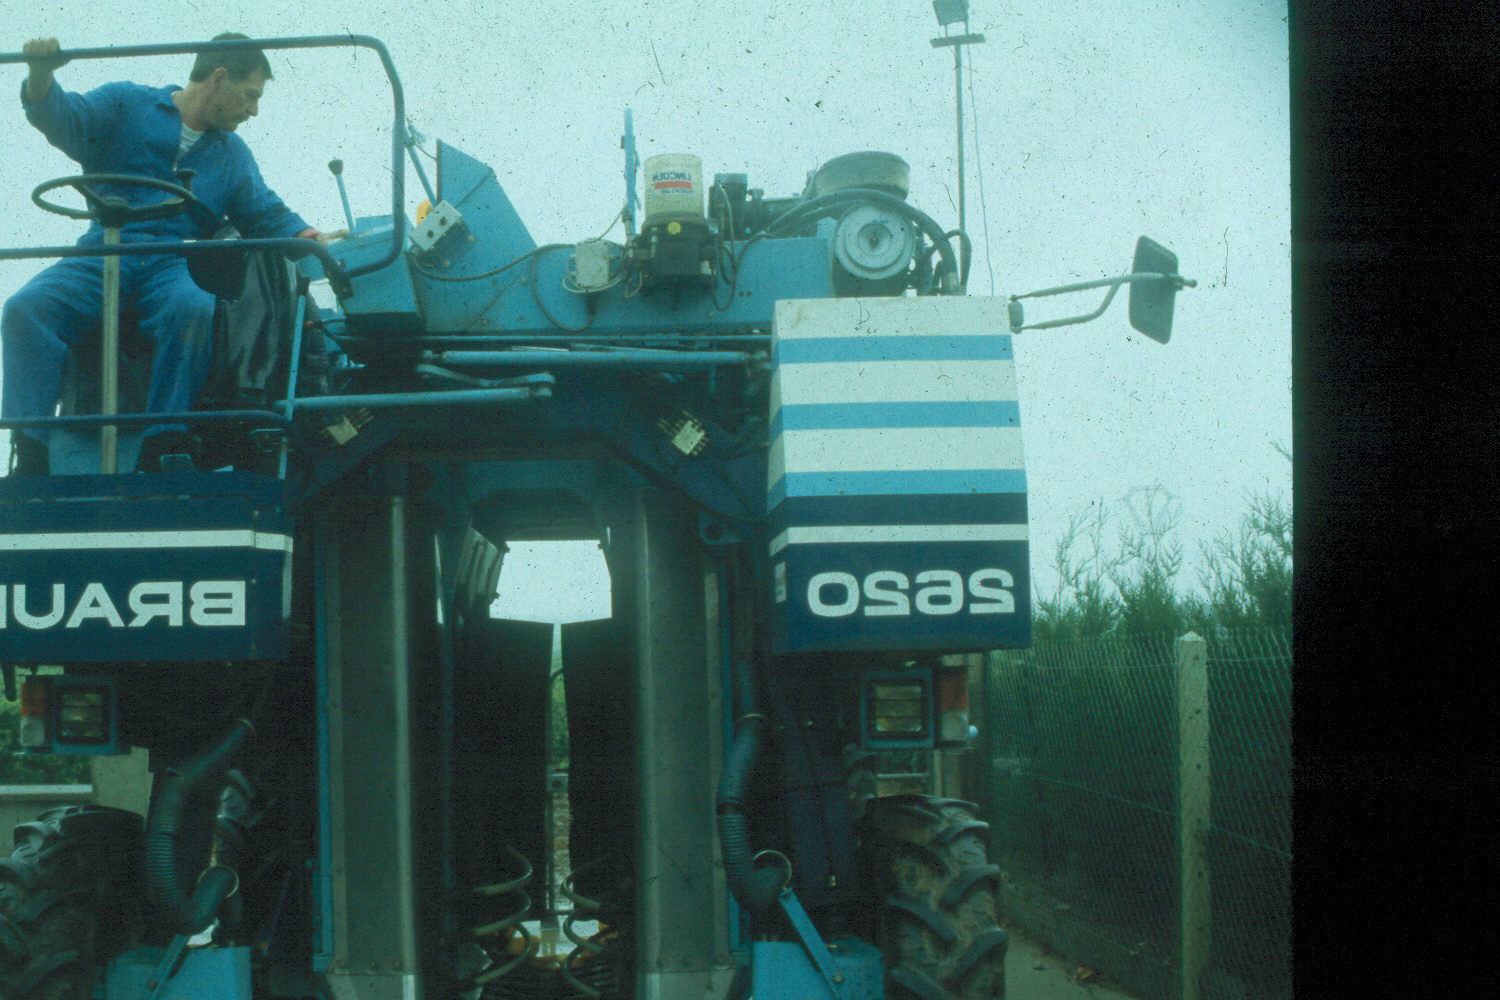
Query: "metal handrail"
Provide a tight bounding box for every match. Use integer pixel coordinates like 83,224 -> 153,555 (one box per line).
425,349 -> 758,370
0,35 -> 410,292
0,36 -> 409,470
0,237 -> 347,293
0,410 -> 288,431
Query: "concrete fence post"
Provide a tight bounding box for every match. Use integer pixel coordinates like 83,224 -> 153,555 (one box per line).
1175,631 -> 1211,1000
89,746 -> 152,815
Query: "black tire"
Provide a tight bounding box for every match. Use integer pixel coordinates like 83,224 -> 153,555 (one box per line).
0,805 -> 145,1000
859,795 -> 1008,1000
842,745 -> 880,825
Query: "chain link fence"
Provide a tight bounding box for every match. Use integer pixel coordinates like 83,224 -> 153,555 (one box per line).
984,627 -> 1290,1000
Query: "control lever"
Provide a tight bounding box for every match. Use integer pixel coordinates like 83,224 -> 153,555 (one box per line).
328,159 -> 355,232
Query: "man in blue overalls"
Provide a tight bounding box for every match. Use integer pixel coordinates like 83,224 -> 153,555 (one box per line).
2,34 -> 335,474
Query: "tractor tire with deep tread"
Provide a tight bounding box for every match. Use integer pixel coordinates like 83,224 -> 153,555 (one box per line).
858,795 -> 1008,1000
0,805 -> 145,1000
842,745 -> 880,825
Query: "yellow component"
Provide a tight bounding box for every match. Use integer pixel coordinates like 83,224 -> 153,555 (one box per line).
323,416 -> 359,446
666,220 -> 682,235
416,199 -> 432,223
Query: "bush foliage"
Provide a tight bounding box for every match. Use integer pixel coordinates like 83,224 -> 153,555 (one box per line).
1035,478 -> 1291,641
0,699 -> 91,784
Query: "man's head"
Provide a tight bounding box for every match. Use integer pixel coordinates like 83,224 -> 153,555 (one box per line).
187,32 -> 271,131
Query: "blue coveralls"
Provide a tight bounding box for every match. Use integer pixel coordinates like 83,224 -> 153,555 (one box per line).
1,80 -> 309,444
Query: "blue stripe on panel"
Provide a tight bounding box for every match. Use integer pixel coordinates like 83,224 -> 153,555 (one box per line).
767,492 -> 1029,533
774,335 -> 1013,365
769,523 -> 1029,556
769,469 -> 1028,503
778,400 -> 1020,431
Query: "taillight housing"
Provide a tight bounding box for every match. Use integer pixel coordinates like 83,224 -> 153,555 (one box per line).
18,677 -> 50,749
15,675 -> 119,754
933,663 -> 972,747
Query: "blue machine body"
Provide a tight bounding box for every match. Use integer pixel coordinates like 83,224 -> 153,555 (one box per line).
751,942 -> 885,1000
106,946 -> 252,1000
0,471 -> 292,663
0,130 -> 1012,1000
767,296 -> 1030,653
0,137 -> 999,1000
0,31 -> 1191,1000
317,213 -> 421,331
308,143 -> 835,341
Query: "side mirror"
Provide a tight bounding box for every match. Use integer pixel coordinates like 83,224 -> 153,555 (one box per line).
1128,236 -> 1188,344
1008,239 -> 1193,337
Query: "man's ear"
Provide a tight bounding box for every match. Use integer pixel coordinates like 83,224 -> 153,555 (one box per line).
208,66 -> 228,87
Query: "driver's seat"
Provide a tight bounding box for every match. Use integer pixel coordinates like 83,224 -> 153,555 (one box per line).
54,244 -> 327,473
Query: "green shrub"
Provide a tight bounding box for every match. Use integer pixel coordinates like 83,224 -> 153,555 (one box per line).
0,700 -> 91,784
1036,476 -> 1291,638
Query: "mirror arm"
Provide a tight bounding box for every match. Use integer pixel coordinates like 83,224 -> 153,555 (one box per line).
1008,271 -> 1195,332
1012,281 -> 1121,332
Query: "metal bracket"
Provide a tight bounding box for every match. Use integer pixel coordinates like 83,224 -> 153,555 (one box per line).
415,363 -> 556,392
777,888 -> 848,1000
144,934 -> 192,1000
249,427 -> 287,454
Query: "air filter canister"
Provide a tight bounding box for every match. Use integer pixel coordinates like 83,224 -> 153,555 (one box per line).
643,154 -> 705,225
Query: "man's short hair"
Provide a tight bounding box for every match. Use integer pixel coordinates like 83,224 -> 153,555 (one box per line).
189,32 -> 273,82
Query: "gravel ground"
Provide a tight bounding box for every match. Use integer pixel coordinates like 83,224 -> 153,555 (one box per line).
1003,930 -> 1143,1000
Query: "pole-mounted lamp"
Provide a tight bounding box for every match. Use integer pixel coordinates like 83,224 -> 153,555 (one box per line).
930,0 -> 985,287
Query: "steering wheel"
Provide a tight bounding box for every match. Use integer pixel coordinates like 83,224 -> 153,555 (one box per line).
33,172 -> 248,296
32,173 -> 216,230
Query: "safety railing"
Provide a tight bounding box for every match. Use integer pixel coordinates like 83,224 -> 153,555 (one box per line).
0,35 -> 758,479
0,36 -> 411,474
0,35 -> 409,292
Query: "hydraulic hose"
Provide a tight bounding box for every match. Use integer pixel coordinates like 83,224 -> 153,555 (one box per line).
143,718 -> 254,936
716,712 -> 783,920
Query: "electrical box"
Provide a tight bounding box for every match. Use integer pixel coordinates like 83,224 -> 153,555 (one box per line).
571,239 -> 615,290
409,199 -> 467,257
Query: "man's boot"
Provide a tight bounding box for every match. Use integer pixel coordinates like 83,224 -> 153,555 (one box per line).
135,431 -> 196,473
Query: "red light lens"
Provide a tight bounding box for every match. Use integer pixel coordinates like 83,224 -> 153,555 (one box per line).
19,678 -> 48,718
934,668 -> 969,712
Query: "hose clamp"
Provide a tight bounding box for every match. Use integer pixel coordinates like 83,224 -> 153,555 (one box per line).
751,849 -> 793,890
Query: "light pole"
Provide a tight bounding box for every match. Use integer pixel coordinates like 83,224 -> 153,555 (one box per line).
930,0 -> 985,273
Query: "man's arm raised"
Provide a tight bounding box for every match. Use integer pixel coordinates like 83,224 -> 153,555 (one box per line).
22,37 -> 68,104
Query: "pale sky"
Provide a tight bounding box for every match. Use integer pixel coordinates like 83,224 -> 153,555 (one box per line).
0,1 -> 1290,621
